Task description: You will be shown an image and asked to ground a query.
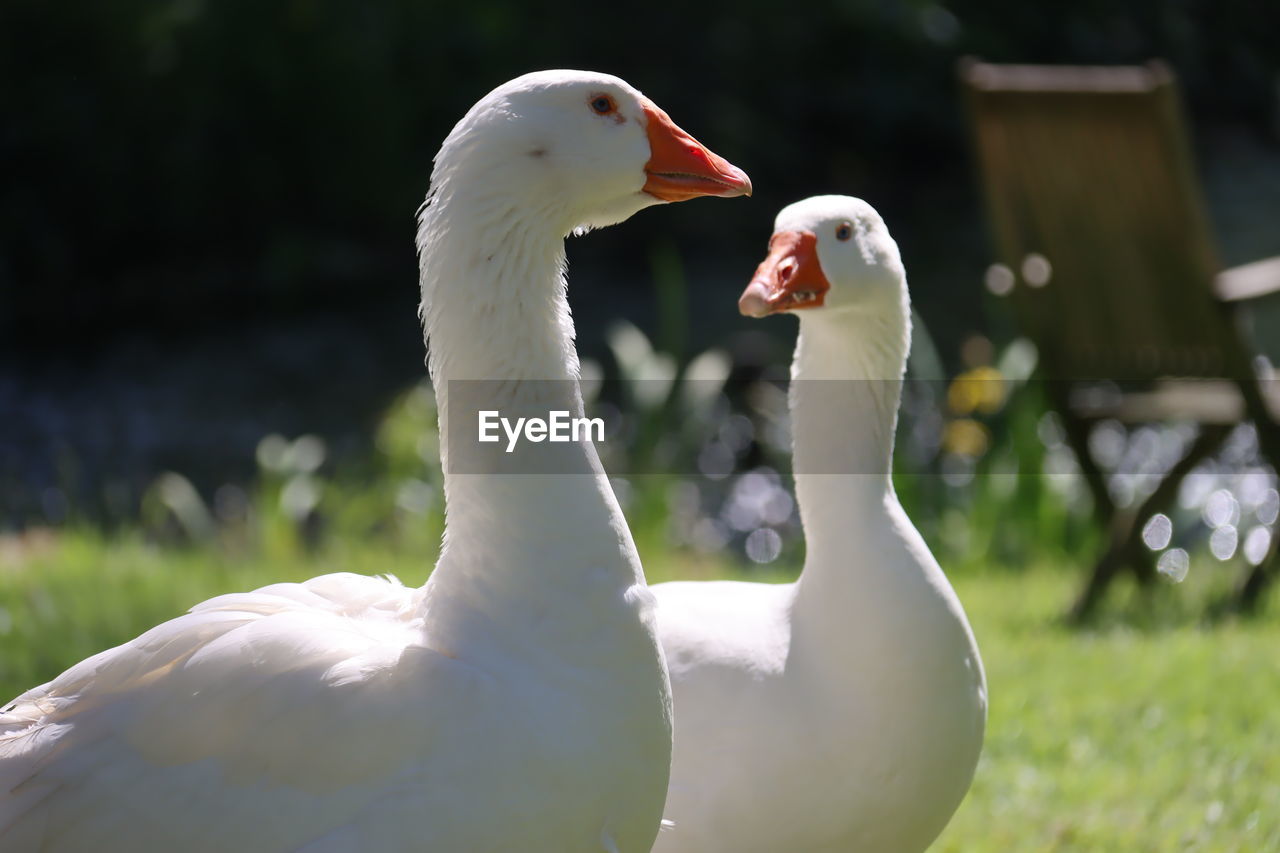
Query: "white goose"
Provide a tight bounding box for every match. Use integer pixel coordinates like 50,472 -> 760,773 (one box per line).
653,196 -> 985,852
0,70 -> 750,853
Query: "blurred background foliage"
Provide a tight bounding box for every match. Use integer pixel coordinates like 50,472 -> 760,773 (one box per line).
1,0 -> 1278,573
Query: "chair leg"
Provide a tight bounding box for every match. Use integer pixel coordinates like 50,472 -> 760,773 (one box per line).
1054,404 -> 1117,623
1070,423 -> 1231,622
1070,529 -> 1128,623
1233,398 -> 1280,612
1236,534 -> 1278,613
1054,403 -> 1116,531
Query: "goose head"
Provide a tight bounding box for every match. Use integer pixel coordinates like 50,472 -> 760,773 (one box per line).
738,195 -> 905,319
430,70 -> 751,234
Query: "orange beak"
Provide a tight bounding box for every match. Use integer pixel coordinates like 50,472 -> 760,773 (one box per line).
642,100 -> 751,202
738,230 -> 830,317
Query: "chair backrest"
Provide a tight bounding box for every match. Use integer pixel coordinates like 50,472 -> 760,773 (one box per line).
960,60 -> 1243,381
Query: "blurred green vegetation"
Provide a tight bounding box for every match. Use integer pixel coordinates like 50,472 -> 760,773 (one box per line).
6,287 -> 1273,613
3,331 -> 1269,686
4,0 -> 1278,541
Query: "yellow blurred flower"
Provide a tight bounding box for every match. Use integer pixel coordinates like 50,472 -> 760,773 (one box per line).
947,366 -> 1006,416
943,418 -> 991,458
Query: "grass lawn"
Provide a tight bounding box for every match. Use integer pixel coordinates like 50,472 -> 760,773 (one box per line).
2,530 -> 1278,851
940,570 -> 1280,852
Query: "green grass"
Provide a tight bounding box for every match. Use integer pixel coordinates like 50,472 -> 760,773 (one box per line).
2,531 -> 1278,851
940,571 -> 1280,852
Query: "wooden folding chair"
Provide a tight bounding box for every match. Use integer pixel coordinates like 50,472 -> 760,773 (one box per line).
959,59 -> 1280,618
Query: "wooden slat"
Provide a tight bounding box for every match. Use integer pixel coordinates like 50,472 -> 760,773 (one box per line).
1069,378 -> 1280,424
1069,380 -> 1244,423
960,60 -> 1239,381
962,61 -> 1171,94
1214,256 -> 1280,303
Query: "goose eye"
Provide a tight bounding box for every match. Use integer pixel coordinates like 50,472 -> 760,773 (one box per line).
589,94 -> 617,115
835,223 -> 853,241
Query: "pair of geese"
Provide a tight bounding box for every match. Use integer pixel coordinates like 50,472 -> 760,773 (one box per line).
1,71 -> 985,852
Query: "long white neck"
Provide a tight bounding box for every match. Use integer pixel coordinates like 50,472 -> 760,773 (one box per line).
416,187 -> 646,651
790,299 -> 910,568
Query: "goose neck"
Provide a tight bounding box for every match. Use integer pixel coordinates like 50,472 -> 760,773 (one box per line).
415,192 -> 643,621
789,309 -> 908,546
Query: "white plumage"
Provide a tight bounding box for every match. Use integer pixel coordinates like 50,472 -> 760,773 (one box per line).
653,196 -> 986,852
0,70 -> 749,853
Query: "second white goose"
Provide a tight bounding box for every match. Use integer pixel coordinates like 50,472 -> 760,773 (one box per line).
653,195 -> 986,853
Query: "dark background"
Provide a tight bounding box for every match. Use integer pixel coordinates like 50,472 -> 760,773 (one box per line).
3,0 -> 1278,524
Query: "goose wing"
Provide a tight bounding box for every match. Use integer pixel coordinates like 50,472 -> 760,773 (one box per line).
0,573 -> 481,853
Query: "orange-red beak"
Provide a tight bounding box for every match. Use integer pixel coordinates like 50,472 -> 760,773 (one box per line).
739,230 -> 831,317
642,100 -> 751,202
